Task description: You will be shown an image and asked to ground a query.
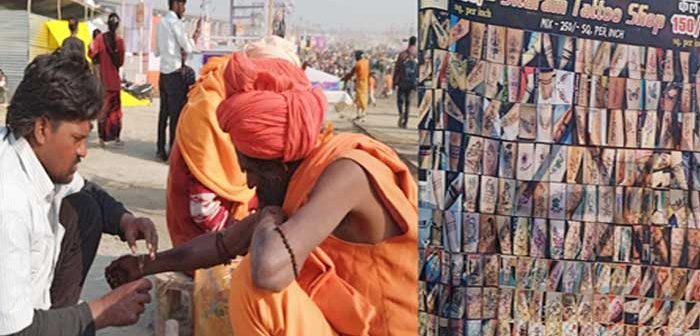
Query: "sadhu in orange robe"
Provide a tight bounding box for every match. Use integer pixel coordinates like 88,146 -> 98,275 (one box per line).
229,133 -> 419,336
354,58 -> 370,111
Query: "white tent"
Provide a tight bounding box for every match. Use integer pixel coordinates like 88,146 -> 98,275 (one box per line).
304,67 -> 352,112
305,67 -> 341,90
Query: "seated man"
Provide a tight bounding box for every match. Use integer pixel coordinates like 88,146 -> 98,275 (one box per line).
0,50 -> 156,335
106,49 -> 418,335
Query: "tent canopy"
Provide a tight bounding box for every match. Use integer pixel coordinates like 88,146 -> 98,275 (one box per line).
1,0 -> 100,19
304,67 -> 351,110
305,67 -> 341,91
45,19 -> 92,58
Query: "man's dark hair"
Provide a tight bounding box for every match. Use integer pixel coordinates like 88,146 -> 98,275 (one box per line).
169,0 -> 185,9
355,50 -> 364,61
68,18 -> 79,34
6,50 -> 103,139
409,36 -> 417,46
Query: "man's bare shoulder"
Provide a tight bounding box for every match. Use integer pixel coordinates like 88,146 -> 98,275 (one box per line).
314,157 -> 402,242
311,158 -> 371,205
319,159 -> 367,185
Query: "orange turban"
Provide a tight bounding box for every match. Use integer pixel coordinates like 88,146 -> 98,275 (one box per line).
217,52 -> 327,162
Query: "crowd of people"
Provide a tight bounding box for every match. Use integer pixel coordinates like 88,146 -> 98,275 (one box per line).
299,37 -> 418,127
301,42 -> 399,98
300,43 -> 395,77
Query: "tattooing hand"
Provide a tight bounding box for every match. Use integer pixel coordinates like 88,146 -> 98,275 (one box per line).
120,213 -> 159,259
89,278 -> 152,329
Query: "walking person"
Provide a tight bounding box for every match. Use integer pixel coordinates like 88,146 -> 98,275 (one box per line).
155,0 -> 200,162
392,36 -> 418,128
89,14 -> 125,147
369,71 -> 377,107
342,51 -> 370,122
381,68 -> 393,98
89,29 -> 102,82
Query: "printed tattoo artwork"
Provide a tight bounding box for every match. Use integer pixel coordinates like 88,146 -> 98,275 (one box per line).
417,2 -> 700,334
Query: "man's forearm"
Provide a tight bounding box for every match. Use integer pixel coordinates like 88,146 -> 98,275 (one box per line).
9,303 -> 95,336
249,219 -> 295,292
141,214 -> 259,276
141,232 -> 221,275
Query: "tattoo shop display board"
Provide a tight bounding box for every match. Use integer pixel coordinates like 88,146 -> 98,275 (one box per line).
417,0 -> 700,335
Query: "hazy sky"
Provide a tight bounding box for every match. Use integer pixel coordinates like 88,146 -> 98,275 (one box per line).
200,0 -> 416,32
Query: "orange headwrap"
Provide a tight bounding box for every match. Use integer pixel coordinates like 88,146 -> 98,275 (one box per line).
216,52 -> 327,162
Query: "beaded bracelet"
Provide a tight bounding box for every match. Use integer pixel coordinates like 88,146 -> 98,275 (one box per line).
273,225 -> 299,278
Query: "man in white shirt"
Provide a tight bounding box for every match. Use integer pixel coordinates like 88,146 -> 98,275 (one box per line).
0,49 -> 157,335
155,0 -> 200,162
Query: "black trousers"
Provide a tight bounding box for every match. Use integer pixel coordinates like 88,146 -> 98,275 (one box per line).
397,88 -> 412,126
157,72 -> 187,155
50,192 -> 104,308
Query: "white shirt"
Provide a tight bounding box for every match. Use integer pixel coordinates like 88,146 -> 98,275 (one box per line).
0,127 -> 84,334
155,11 -> 196,75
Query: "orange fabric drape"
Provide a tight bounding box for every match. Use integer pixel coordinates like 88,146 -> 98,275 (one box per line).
167,55 -> 254,245
174,55 -> 254,207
